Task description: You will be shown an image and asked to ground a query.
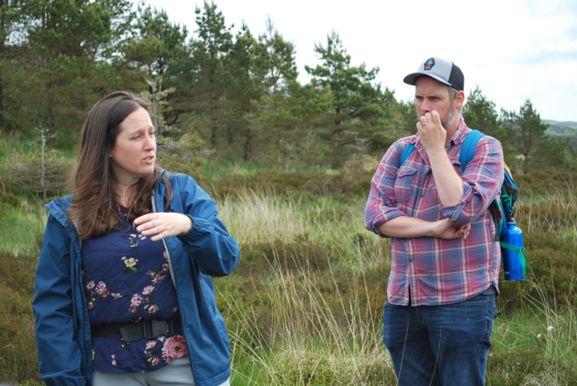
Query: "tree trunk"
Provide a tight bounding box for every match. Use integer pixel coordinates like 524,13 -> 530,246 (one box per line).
210,92 -> 218,149
243,127 -> 253,162
330,112 -> 343,169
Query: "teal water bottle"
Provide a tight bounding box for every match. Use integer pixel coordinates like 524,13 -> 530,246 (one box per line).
501,219 -> 526,280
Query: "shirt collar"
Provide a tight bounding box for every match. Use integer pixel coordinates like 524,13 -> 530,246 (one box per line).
449,116 -> 468,146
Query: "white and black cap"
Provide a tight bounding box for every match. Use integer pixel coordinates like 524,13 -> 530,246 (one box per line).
403,57 -> 464,91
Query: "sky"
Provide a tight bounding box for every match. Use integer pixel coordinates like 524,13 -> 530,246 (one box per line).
138,0 -> 577,122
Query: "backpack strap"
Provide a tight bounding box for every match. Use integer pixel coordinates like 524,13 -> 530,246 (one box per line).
459,129 -> 505,241
459,129 -> 484,168
399,143 -> 416,166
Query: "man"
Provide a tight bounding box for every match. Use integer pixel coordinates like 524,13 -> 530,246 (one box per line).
365,57 -> 504,386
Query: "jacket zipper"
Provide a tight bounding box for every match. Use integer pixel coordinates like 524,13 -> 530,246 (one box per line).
151,192 -> 198,385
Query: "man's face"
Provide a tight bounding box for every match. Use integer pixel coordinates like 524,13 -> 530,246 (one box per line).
414,76 -> 462,130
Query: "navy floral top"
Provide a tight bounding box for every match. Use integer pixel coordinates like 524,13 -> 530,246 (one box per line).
82,216 -> 188,373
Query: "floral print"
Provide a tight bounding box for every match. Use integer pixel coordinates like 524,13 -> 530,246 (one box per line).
126,256 -> 170,315
129,294 -> 143,314
84,220 -> 183,373
122,256 -> 139,272
161,335 -> 188,362
143,335 -> 188,367
87,254 -> 170,315
143,285 -> 154,295
85,280 -> 121,310
144,340 -> 161,366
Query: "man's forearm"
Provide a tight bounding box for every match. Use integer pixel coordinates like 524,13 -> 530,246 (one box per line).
378,216 -> 438,238
379,216 -> 469,240
427,148 -> 464,206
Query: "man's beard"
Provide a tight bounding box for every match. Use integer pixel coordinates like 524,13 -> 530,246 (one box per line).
442,110 -> 456,130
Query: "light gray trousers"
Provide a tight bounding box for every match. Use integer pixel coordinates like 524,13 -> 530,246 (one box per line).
93,358 -> 231,386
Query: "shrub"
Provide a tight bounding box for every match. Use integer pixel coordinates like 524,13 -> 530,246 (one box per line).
206,170 -> 373,199
5,155 -> 72,198
0,251 -> 40,384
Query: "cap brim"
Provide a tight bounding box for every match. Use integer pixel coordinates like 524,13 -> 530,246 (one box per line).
403,72 -> 452,87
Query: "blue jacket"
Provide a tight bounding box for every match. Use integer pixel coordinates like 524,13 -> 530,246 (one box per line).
32,171 -> 240,386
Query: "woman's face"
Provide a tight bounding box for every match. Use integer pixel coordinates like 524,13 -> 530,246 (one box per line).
109,106 -> 156,186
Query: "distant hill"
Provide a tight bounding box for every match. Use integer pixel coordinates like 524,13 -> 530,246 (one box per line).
544,119 -> 577,136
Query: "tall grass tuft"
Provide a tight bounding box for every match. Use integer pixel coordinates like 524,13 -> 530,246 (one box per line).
490,279 -> 577,385
219,190 -> 388,273
0,251 -> 41,384
519,184 -> 577,236
0,199 -> 46,257
221,257 -> 395,385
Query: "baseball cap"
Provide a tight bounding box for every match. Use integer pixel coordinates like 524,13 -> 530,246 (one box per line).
403,57 -> 464,91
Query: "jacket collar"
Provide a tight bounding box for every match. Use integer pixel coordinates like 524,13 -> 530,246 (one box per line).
45,195 -> 73,228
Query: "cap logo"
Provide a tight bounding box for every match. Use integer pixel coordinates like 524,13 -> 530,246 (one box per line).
424,58 -> 435,71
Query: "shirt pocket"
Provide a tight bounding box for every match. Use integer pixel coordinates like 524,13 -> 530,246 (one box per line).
394,165 -> 418,205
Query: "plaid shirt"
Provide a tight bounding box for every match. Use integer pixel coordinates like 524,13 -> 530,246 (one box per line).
365,117 -> 504,306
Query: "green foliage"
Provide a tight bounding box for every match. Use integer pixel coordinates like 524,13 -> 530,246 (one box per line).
157,130 -> 208,178
532,135 -> 577,169
204,169 -> 373,199
188,2 -> 234,150
367,91 -> 413,154
121,4 -> 189,78
257,19 -> 299,92
1,0 -> 577,382
515,168 -> 577,195
1,167 -> 577,383
490,299 -> 577,385
501,100 -> 549,174
305,32 -> 384,168
2,0 -> 574,170
0,131 -> 74,198
464,87 -> 516,158
5,154 -> 73,197
0,251 -> 41,384
0,197 -> 46,257
9,0 -> 132,143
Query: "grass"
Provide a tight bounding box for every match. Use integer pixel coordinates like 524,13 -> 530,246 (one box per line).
490,289 -> 577,385
221,260 -> 395,385
519,187 -> 577,235
202,159 -> 268,179
0,199 -> 47,257
213,188 -> 577,385
218,191 -> 388,273
0,251 -> 41,384
1,148 -> 577,384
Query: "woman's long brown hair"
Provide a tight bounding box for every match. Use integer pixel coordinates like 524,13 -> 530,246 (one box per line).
68,91 -> 171,240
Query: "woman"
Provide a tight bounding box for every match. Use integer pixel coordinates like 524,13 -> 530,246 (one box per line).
33,91 -> 240,386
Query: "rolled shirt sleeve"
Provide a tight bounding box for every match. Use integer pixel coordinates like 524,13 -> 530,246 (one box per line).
365,138 -> 414,236
441,135 -> 504,224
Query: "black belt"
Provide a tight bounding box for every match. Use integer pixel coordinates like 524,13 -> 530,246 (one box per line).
92,315 -> 183,343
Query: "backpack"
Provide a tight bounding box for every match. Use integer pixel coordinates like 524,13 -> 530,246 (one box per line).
399,129 -> 526,278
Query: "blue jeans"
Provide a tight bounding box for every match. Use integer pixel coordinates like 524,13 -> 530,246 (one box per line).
383,292 -> 496,386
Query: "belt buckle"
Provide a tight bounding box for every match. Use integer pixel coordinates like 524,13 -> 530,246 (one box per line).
119,324 -> 142,343
144,320 -> 168,339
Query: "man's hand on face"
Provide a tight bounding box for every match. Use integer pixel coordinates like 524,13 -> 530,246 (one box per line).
417,110 -> 446,153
